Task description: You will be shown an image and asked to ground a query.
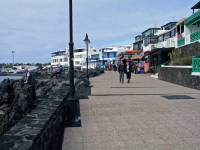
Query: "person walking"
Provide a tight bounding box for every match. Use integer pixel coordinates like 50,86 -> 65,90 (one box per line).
113,63 -> 117,72
118,60 -> 125,83
126,61 -> 133,83
24,67 -> 30,84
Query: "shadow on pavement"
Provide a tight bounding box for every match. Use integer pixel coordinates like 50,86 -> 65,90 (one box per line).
92,93 -> 200,97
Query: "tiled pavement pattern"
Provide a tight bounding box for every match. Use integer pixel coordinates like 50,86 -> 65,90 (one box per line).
62,71 -> 200,150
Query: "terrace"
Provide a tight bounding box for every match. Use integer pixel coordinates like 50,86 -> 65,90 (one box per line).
186,10 -> 200,26
177,37 -> 185,47
191,29 -> 200,42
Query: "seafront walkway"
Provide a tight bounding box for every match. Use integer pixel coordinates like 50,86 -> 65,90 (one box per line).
62,71 -> 200,150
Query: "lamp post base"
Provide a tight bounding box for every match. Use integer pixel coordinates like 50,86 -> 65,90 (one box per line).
64,95 -> 81,127
65,119 -> 81,127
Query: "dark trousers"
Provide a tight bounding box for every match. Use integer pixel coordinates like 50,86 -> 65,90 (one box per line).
119,71 -> 124,83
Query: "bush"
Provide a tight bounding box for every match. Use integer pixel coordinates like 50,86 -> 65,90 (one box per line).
169,48 -> 192,66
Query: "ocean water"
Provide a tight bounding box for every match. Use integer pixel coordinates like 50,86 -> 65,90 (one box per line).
0,76 -> 23,82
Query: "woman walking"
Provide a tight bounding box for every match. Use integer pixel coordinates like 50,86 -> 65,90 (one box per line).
117,60 -> 125,83
126,61 -> 133,83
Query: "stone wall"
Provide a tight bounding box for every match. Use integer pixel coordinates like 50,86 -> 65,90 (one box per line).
178,42 -> 200,57
0,78 -> 71,150
0,79 -> 36,135
159,66 -> 200,90
0,69 -> 104,150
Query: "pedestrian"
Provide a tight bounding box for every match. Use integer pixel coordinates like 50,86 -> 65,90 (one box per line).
126,61 -> 133,83
113,64 -> 117,72
117,60 -> 125,83
24,67 -> 30,84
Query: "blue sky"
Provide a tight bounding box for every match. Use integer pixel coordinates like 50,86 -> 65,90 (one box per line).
0,0 -> 198,63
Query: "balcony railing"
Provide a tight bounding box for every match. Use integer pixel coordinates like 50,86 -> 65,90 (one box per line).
186,10 -> 200,26
191,29 -> 200,43
177,37 -> 185,47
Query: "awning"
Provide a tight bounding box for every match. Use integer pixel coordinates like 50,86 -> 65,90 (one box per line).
144,51 -> 151,56
132,56 -> 142,60
125,50 -> 140,54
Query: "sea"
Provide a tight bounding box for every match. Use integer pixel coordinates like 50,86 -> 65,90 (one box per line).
0,76 -> 23,82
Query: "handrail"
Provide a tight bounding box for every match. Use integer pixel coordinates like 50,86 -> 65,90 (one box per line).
191,29 -> 200,42
186,10 -> 200,25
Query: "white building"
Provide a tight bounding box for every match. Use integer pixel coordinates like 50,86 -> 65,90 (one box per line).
51,47 -> 102,69
139,22 -> 177,52
176,18 -> 187,47
50,45 -> 132,69
51,50 -> 68,66
74,48 -> 101,69
73,48 -> 86,68
142,28 -> 164,52
155,22 -> 177,48
176,2 -> 200,47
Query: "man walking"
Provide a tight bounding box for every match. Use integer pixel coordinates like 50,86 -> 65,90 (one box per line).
118,60 -> 125,83
126,61 -> 133,83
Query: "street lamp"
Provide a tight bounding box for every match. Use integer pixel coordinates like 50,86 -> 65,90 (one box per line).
83,33 -> 90,78
69,0 -> 75,97
102,49 -> 105,69
11,51 -> 15,67
66,0 -> 80,127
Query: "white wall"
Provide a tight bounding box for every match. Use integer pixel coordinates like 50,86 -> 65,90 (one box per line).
156,37 -> 176,48
51,55 -> 68,66
143,44 -> 155,52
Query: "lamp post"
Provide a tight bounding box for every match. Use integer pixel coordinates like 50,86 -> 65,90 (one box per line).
83,33 -> 90,78
69,0 -> 75,97
66,0 -> 80,127
102,49 -> 105,69
11,51 -> 15,67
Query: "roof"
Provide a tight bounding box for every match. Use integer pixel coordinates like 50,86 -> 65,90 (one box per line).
135,35 -> 142,38
191,1 -> 200,9
176,18 -> 186,25
161,22 -> 177,29
133,41 -> 143,45
142,28 -> 161,34
51,50 -> 66,55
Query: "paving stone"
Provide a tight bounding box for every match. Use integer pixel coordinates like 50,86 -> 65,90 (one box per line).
62,71 -> 200,150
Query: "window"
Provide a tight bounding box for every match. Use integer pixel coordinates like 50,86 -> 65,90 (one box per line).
144,37 -> 150,46
158,35 -> 164,42
177,25 -> 180,34
181,24 -> 184,33
170,29 -> 176,37
164,32 -> 170,40
64,58 -> 68,62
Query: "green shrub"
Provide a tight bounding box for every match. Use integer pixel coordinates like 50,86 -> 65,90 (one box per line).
168,48 -> 192,66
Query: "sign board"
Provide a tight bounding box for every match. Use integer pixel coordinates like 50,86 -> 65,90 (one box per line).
192,56 -> 200,76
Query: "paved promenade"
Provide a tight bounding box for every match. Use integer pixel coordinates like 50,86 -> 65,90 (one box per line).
62,71 -> 200,150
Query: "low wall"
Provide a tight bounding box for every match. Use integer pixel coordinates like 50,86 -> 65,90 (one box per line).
159,66 -> 200,90
0,69 -> 104,150
177,42 -> 200,57
0,82 -> 71,150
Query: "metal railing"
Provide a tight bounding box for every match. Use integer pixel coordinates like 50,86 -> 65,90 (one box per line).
177,37 -> 185,47
190,29 -> 200,43
186,10 -> 200,26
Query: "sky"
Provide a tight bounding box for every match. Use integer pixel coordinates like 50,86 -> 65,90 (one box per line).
0,0 -> 198,63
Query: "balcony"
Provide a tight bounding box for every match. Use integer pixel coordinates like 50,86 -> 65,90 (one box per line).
177,37 -> 185,47
191,29 -> 200,43
186,10 -> 200,26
